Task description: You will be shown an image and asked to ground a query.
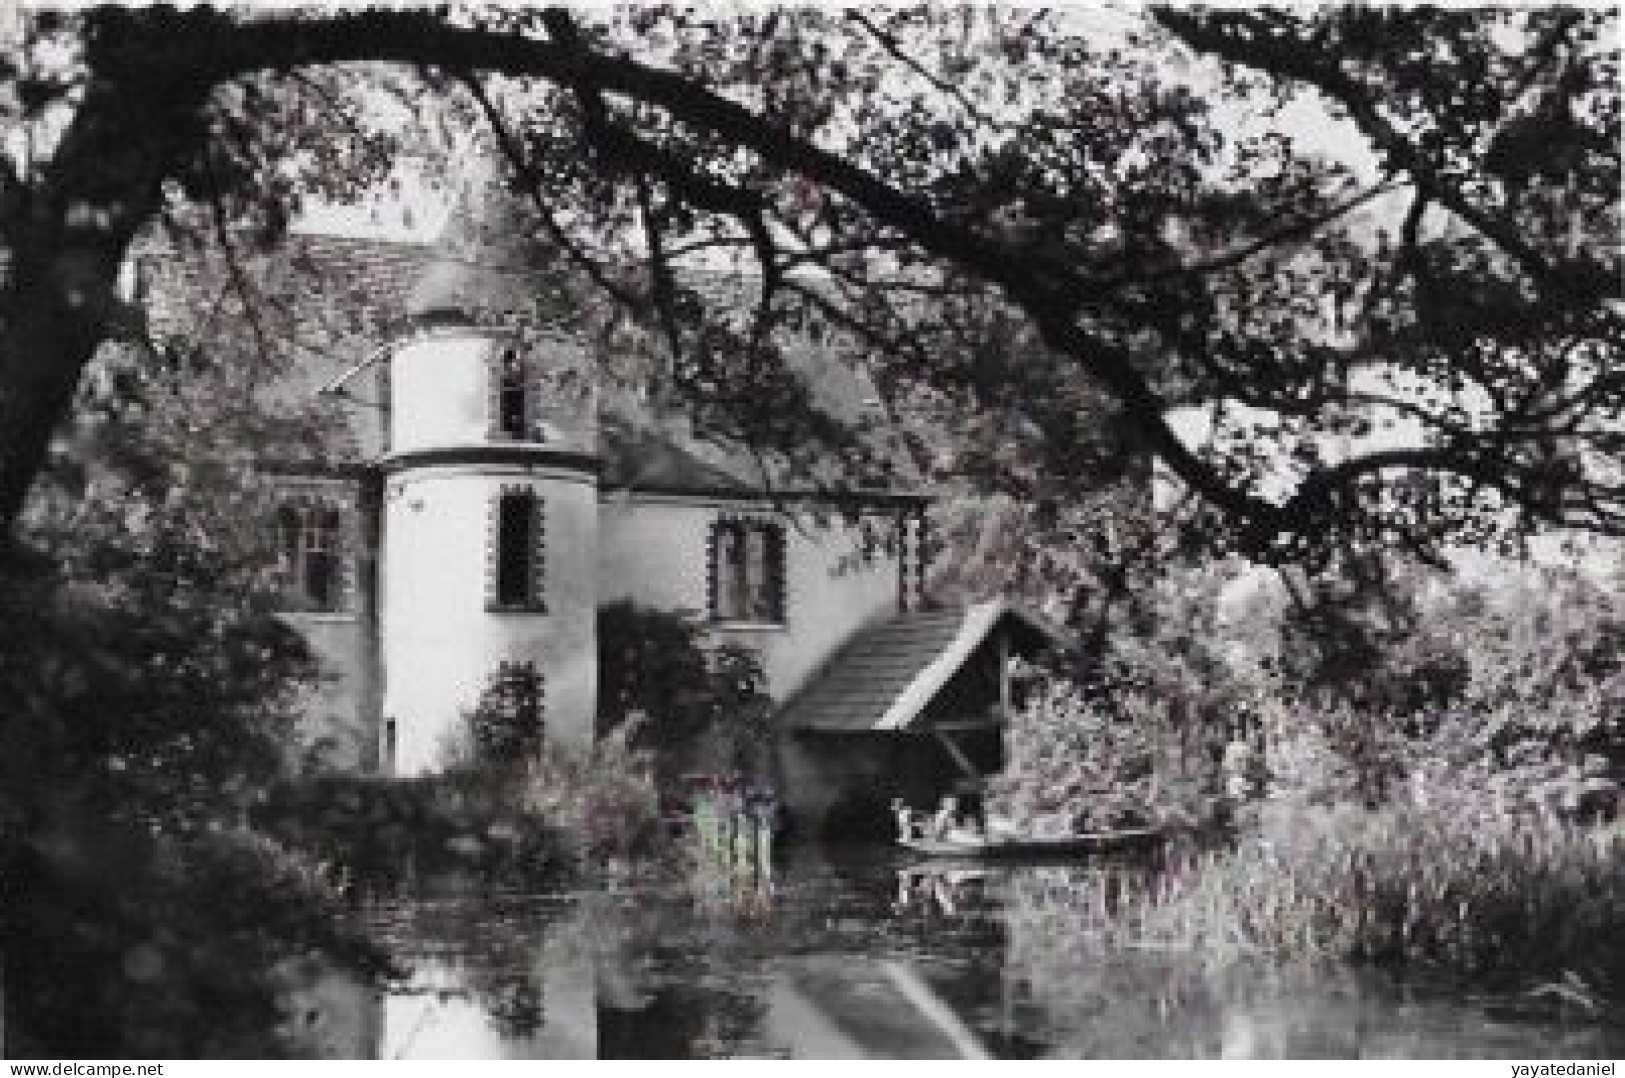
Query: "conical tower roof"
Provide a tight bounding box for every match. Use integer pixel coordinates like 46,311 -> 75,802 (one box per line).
403,177 -> 578,327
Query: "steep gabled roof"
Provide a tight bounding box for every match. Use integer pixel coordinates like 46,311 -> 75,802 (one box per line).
282,233 -> 436,325
597,413 -> 759,495
776,601 -> 1069,733
134,214 -> 930,498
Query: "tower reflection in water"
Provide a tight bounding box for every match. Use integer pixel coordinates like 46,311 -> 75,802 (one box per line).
277,855 -> 1625,1059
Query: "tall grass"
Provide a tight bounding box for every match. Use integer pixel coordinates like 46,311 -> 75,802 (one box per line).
1112,806 -> 1625,1005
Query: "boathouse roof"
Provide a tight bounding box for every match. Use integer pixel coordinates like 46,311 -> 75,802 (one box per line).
776,600 -> 1069,733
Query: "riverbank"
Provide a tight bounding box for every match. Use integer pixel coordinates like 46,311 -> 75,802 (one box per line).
252,751 -> 663,892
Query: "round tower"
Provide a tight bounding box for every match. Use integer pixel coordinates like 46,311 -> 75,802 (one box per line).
380,252 -> 598,776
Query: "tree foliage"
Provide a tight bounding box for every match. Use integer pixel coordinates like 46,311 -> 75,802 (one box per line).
0,5 -> 1614,570
1,352 -> 330,835
0,144 -> 371,1055
468,664 -> 547,767
596,600 -> 772,781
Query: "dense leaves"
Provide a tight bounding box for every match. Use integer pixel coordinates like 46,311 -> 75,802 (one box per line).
0,5 -> 1616,564
3,823 -> 382,1057
596,600 -> 773,784
468,664 -> 547,766
1,370 -> 324,835
0,151 -> 374,1055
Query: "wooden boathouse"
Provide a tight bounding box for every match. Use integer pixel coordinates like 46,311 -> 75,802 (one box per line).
775,600 -> 1067,838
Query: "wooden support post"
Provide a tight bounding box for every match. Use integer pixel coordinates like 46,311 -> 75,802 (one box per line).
997,623 -> 1012,724
356,468 -> 385,774
914,507 -> 929,610
932,728 -> 981,781
896,509 -> 909,613
929,718 -> 1005,732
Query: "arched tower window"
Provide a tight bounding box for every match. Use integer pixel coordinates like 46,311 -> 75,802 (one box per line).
488,487 -> 546,611
708,516 -> 786,624
277,500 -> 346,612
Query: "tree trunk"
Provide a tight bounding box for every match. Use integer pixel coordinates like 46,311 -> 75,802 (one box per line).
0,261 -> 116,530
0,70 -> 212,532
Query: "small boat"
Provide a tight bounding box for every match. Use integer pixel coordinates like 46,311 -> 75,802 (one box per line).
898,827 -> 1164,860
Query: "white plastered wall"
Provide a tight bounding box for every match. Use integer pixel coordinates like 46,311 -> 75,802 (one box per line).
596,496 -> 903,702
390,329 -> 502,452
382,465 -> 598,775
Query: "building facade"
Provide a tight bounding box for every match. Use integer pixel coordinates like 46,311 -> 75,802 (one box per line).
131,198 -> 1074,831
257,235 -> 935,789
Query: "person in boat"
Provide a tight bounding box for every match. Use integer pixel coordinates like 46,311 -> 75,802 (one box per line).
930,872 -> 959,915
927,795 -> 960,841
954,778 -> 989,838
948,812 -> 987,845
890,797 -> 918,841
894,869 -> 919,911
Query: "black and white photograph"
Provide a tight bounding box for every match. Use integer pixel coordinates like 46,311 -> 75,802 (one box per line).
0,1 -> 1621,1061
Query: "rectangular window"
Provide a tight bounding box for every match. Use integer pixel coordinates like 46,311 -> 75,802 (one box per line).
496,493 -> 533,606
716,523 -> 747,620
710,518 -> 785,624
277,501 -> 344,613
491,490 -> 544,610
304,506 -> 341,609
745,526 -> 772,621
496,349 -> 530,440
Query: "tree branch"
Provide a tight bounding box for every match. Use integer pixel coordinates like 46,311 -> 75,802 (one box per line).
458,71 -> 642,311
200,151 -> 276,378
48,6 -> 1617,553
844,10 -> 1013,134
1102,177 -> 1399,290
1154,9 -> 1619,307
630,170 -> 688,385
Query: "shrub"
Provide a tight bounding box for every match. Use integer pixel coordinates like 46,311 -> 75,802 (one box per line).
3,821 -> 385,1057
987,675 -> 1225,834
468,663 -> 545,767
253,770 -> 581,889
512,720 -> 663,861
596,600 -> 773,787
1273,562 -> 1625,812
987,561 -> 1261,834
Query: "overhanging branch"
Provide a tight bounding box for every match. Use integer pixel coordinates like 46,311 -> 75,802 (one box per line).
65,5 -> 1624,552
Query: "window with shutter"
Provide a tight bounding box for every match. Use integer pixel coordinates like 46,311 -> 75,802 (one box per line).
708,516 -> 785,624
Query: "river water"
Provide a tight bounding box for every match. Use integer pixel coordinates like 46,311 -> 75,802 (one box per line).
290,848 -> 1625,1059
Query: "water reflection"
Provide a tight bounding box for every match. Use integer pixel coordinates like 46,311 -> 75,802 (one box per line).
286,852 -> 1625,1059
894,866 -> 990,916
